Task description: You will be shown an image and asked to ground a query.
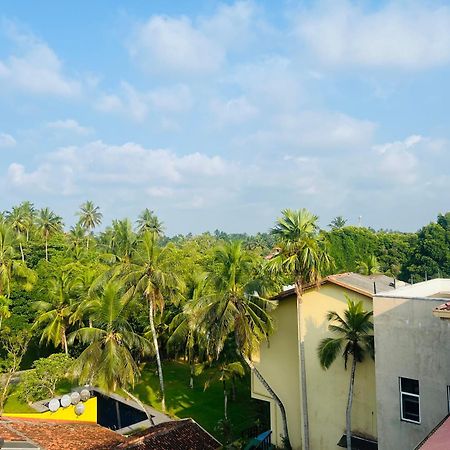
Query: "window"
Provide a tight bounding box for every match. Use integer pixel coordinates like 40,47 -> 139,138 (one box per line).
400,377 -> 420,423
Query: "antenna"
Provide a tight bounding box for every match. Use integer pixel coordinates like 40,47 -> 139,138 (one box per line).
358,215 -> 362,227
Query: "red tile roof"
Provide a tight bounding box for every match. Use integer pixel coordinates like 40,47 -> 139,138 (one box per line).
115,418 -> 221,450
415,415 -> 450,449
0,417 -> 221,450
0,418 -> 125,450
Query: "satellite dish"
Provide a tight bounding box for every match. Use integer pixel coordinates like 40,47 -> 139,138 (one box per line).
74,403 -> 85,416
60,394 -> 71,408
70,391 -> 81,405
48,398 -> 60,412
80,389 -> 90,402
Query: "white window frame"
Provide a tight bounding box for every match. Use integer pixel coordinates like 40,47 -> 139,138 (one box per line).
399,377 -> 421,424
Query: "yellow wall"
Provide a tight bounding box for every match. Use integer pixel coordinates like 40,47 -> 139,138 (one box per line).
252,296 -> 302,449
252,283 -> 377,450
4,397 -> 97,423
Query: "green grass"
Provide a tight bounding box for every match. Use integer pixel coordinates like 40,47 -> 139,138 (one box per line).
4,386 -> 35,413
133,360 -> 268,441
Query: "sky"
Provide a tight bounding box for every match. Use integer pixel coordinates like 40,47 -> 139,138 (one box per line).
0,0 -> 449,235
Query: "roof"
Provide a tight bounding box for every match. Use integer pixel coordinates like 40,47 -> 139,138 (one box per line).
0,418 -> 221,450
274,272 -> 404,300
114,418 -> 221,450
0,418 -> 125,450
415,415 -> 450,449
375,278 -> 450,299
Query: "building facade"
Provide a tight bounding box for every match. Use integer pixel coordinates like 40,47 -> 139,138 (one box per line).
374,279 -> 450,450
252,273 -> 397,450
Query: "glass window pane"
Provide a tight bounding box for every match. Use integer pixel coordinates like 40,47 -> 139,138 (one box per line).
402,394 -> 420,422
401,377 -> 419,395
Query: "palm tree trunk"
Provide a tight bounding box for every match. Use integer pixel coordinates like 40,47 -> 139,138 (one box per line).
62,329 -> 68,355
223,380 -> 228,420
45,236 -> 49,261
189,364 -> 194,389
19,243 -> 25,262
148,297 -> 166,412
123,388 -> 155,426
295,281 -> 310,450
346,355 -> 357,450
241,353 -> 291,449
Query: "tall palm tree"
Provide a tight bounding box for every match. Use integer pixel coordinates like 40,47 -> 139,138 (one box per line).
109,219 -> 137,263
168,271 -> 208,389
18,201 -> 35,242
32,270 -> 80,354
318,298 -> 374,450
36,208 -> 63,261
268,208 -> 332,450
68,223 -> 86,258
0,223 -> 36,299
328,216 -> 347,230
136,209 -> 164,236
77,201 -> 102,249
121,230 -> 180,412
6,206 -> 28,261
196,241 -> 291,446
69,279 -> 152,421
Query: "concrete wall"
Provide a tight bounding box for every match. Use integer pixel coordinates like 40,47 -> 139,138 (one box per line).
252,284 -> 377,450
374,295 -> 450,450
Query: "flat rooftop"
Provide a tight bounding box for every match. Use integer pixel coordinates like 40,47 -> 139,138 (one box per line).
375,278 -> 450,300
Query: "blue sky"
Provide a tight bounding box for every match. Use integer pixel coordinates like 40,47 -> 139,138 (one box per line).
0,0 -> 449,234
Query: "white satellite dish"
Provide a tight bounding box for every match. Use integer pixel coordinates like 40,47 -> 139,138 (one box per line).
70,391 -> 81,405
74,403 -> 85,416
80,389 -> 90,402
60,394 -> 71,408
48,398 -> 60,412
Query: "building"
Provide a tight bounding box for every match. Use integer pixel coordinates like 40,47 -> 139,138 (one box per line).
374,279 -> 450,450
251,272 -> 403,450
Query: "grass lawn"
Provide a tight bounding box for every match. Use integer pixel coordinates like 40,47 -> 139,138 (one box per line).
133,360 -> 268,441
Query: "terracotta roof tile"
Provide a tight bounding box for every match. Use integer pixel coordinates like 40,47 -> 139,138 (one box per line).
0,418 -> 126,450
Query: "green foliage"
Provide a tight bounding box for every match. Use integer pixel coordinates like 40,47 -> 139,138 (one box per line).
18,353 -> 73,403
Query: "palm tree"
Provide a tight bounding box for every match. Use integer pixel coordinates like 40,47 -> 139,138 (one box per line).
196,241 -> 291,446
77,201 -> 102,249
68,223 -> 86,258
121,230 -> 181,412
32,270 -> 80,354
318,298 -> 374,450
328,216 -> 347,230
268,208 -> 332,450
18,201 -> 35,242
203,359 -> 245,420
136,209 -> 164,236
109,219 -> 137,263
36,208 -> 63,261
168,272 -> 208,389
0,223 -> 36,299
6,206 -> 28,261
356,255 -> 380,275
69,279 -> 152,422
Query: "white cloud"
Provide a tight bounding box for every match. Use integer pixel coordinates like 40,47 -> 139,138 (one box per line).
0,132 -> 16,148
296,1 -> 450,69
46,119 -> 91,135
0,23 -> 81,96
129,16 -> 224,74
210,96 -> 258,126
96,82 -> 192,122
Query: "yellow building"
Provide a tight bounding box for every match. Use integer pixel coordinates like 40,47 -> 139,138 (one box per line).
251,273 -> 403,450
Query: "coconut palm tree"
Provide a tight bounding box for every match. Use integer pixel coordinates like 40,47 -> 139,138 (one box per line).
136,209 -> 164,236
268,208 -> 332,450
18,201 -> 35,242
6,206 -> 28,261
32,270 -> 80,354
195,241 -> 291,446
77,201 -> 102,249
121,230 -> 181,412
69,279 -> 152,421
36,208 -> 63,261
0,223 -> 36,299
318,298 -> 374,450
328,216 -> 347,230
109,219 -> 137,263
168,271 -> 208,389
